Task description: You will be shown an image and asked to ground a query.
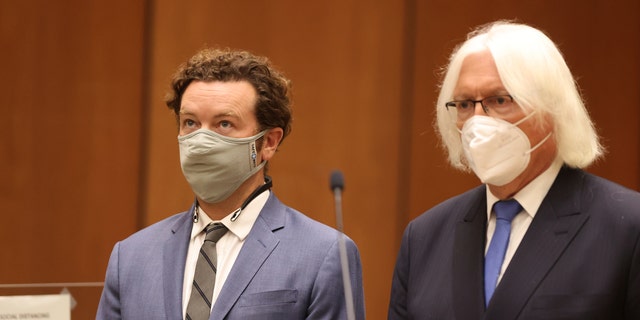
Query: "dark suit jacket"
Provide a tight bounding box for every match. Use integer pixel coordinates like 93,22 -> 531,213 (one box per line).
388,167 -> 640,319
97,193 -> 365,319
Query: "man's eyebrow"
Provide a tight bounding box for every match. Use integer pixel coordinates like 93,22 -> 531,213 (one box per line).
177,109 -> 240,119
452,88 -> 509,99
216,110 -> 249,123
212,111 -> 237,118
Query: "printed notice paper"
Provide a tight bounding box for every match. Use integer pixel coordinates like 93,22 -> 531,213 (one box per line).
0,294 -> 70,320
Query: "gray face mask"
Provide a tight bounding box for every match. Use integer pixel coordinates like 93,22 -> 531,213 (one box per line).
178,129 -> 267,203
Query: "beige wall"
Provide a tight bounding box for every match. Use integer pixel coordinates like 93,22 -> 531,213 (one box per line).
1,1 -> 638,318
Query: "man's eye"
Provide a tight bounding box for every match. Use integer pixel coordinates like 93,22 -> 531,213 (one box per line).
220,121 -> 232,128
184,119 -> 196,127
459,101 -> 473,109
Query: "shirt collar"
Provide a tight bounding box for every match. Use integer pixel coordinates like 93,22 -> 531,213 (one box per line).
190,190 -> 270,241
220,190 -> 269,241
486,157 -> 563,219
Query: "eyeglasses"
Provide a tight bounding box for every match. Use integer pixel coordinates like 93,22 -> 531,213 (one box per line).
445,95 -> 516,121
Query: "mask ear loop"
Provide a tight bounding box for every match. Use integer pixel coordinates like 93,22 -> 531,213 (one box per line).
525,132 -> 552,155
230,176 -> 273,222
511,110 -> 537,127
510,110 -> 552,155
193,206 -> 200,223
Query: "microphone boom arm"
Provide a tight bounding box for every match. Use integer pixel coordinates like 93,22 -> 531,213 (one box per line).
331,170 -> 355,320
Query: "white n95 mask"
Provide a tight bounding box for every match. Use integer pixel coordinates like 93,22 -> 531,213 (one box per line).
178,129 -> 267,203
460,113 -> 551,186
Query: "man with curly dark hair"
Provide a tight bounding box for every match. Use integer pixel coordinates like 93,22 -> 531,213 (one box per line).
97,48 -> 365,320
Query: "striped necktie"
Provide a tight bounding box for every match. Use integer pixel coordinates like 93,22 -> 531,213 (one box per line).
186,222 -> 228,320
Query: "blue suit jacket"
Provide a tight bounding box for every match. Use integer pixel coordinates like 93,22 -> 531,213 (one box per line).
97,193 -> 365,319
389,167 -> 640,319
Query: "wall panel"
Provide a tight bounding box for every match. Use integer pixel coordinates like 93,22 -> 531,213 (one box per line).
0,1 -> 146,318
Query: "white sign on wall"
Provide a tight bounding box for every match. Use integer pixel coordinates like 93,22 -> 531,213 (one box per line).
0,294 -> 70,320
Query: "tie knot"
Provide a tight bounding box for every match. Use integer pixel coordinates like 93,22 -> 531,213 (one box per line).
205,223 -> 228,243
493,199 -> 522,222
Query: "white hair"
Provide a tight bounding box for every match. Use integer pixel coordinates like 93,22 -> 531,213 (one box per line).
436,21 -> 603,170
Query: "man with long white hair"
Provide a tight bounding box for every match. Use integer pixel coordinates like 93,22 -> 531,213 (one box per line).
389,21 -> 640,319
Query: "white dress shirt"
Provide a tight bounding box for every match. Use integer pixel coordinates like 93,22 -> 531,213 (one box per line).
182,190 -> 270,318
485,158 -> 563,284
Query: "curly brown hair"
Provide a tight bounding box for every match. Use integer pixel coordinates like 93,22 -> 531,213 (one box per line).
165,48 -> 293,145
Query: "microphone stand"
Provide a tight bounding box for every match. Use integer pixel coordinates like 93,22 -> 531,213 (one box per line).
331,170 -> 355,320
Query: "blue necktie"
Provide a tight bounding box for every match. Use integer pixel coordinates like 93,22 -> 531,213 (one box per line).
484,199 -> 522,307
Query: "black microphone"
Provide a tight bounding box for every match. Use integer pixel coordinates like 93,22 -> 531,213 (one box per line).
330,170 -> 355,320
330,170 -> 345,192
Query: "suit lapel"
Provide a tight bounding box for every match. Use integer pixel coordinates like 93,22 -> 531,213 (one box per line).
163,205 -> 194,320
452,186 -> 488,320
210,194 -> 283,320
486,167 -> 589,319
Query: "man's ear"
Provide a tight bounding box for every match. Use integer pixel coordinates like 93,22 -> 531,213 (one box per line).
260,127 -> 284,162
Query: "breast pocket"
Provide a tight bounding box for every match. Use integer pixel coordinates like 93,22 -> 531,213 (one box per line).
237,289 -> 298,307
526,294 -> 618,319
